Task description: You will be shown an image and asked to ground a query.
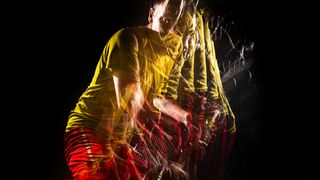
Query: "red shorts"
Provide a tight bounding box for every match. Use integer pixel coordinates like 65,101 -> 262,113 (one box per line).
64,126 -> 142,180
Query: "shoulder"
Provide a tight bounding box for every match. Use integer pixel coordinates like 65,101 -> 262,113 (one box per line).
108,27 -> 141,51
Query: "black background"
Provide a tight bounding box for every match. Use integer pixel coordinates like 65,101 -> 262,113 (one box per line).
3,0 -> 315,179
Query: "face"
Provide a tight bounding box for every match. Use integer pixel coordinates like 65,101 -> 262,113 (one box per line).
151,0 -> 185,34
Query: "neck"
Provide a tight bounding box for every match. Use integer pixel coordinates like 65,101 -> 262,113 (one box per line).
147,23 -> 173,35
147,22 -> 160,32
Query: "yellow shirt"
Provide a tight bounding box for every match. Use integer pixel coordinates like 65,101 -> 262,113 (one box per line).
66,26 -> 183,132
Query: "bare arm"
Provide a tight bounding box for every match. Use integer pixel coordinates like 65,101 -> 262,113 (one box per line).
113,70 -> 144,121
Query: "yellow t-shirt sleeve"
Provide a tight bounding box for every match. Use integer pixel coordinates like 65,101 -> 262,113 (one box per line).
103,28 -> 139,82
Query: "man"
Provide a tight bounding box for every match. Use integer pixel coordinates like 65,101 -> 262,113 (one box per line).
64,0 -> 188,179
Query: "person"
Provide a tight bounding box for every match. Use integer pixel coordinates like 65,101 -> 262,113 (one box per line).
64,0 -> 189,179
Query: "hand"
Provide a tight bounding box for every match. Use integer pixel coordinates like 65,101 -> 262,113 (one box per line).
153,98 -> 189,125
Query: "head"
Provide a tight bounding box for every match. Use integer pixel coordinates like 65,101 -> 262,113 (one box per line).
148,0 -> 185,34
